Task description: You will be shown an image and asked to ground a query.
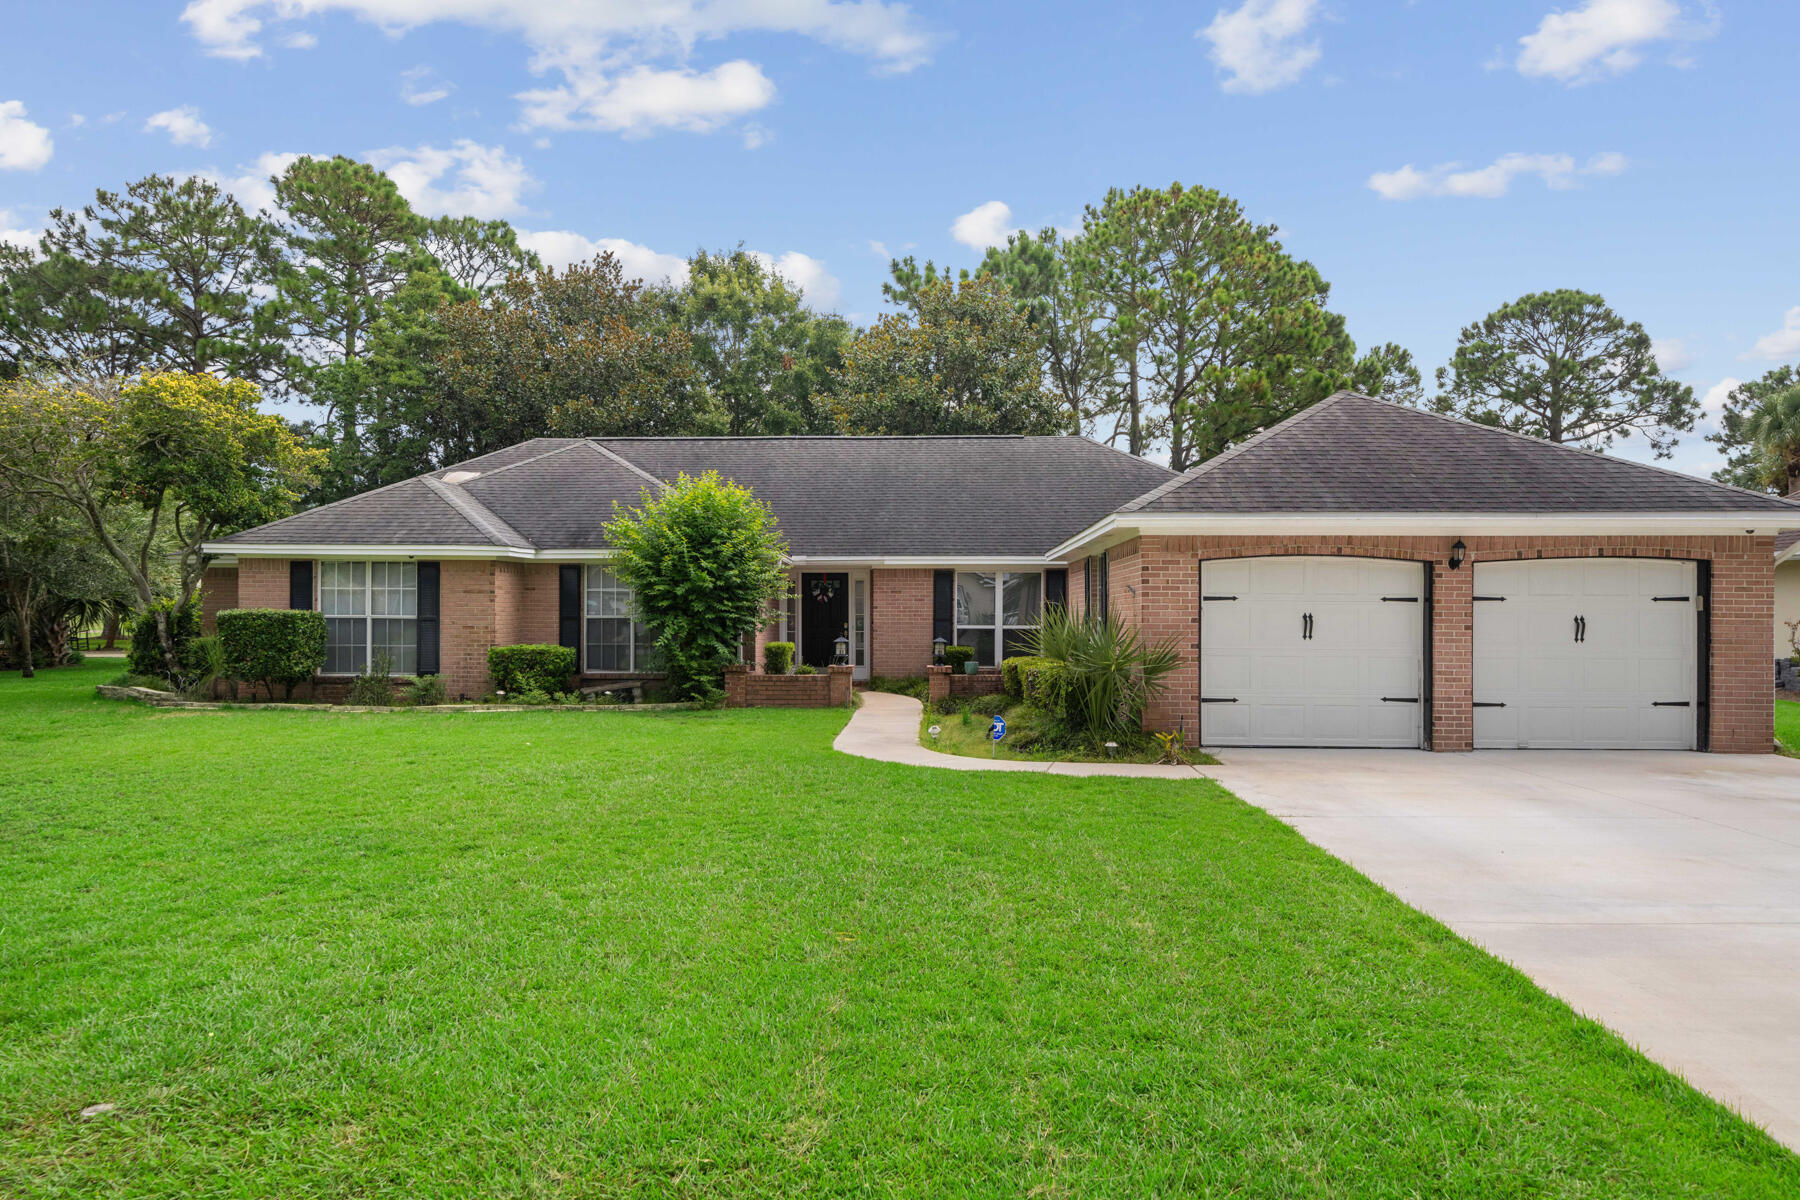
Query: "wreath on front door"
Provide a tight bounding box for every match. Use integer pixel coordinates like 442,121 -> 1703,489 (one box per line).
809,577 -> 840,604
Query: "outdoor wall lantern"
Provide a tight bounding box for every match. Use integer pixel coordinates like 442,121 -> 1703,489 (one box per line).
1449,538 -> 1467,570
932,636 -> 947,665
834,633 -> 850,664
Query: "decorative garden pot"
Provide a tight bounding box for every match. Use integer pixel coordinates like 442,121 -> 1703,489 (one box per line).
964,662 -> 978,675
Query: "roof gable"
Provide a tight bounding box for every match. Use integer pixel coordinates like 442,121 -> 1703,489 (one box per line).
1129,392 -> 1800,516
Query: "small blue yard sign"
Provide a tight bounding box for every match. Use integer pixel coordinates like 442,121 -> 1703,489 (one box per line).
990,716 -> 1006,741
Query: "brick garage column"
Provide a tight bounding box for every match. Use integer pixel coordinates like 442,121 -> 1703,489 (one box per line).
871,568 -> 934,677
1131,537 -> 1200,742
1708,535 -> 1776,752
1430,557 -> 1474,752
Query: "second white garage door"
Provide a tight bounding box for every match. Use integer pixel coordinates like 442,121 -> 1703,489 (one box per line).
1473,558 -> 1699,750
1200,557 -> 1426,748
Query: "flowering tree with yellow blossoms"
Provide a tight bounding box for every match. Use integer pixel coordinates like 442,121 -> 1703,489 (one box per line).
0,372 -> 322,672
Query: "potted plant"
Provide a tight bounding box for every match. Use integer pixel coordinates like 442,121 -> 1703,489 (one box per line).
944,645 -> 977,675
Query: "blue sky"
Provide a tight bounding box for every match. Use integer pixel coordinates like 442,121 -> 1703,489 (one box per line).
1,1 -> 1794,477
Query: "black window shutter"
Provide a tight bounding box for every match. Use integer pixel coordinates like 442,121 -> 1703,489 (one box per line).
416,562 -> 440,676
559,565 -> 582,657
1045,568 -> 1067,611
289,560 -> 313,611
1098,552 -> 1110,618
932,570 -> 954,647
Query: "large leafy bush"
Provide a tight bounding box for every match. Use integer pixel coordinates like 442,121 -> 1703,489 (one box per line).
1026,606 -> 1180,738
217,608 -> 327,700
603,471 -> 788,701
126,597 -> 203,685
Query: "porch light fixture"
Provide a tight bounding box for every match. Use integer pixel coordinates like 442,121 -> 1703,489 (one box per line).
1449,539 -> 1467,571
833,633 -> 850,664
932,636 -> 947,665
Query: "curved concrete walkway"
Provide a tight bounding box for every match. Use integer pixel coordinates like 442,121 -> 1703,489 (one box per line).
835,690 -> 1210,779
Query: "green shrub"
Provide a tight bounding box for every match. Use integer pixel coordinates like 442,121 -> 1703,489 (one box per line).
346,651 -> 396,706
403,674 -> 447,706
1019,658 -> 1072,720
865,675 -> 928,701
127,598 -> 203,684
763,640 -> 795,675
1001,655 -> 1044,699
943,644 -> 975,671
216,608 -> 328,700
511,687 -> 553,706
1025,606 -> 1180,736
969,693 -> 1010,716
794,663 -> 817,675
488,643 -> 577,695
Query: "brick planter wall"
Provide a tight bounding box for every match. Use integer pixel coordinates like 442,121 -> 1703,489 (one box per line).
724,663 -> 853,708
1119,533 -> 1776,754
926,665 -> 1005,705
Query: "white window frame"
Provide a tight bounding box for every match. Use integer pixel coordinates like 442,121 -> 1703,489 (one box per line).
954,570 -> 1044,667
317,560 -> 418,675
583,565 -> 656,673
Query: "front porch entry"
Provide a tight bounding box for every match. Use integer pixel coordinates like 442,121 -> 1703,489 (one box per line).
794,570 -> 869,679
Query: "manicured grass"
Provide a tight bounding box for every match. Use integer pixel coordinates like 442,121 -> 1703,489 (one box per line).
1778,698 -> 1799,755
2,662 -> 1796,1197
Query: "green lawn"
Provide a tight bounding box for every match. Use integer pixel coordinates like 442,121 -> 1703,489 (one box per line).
3,663 -> 1796,1197
1778,698 -> 1799,755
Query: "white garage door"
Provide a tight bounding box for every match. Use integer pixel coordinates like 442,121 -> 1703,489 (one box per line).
1473,559 -> 1698,750
1200,557 -> 1425,748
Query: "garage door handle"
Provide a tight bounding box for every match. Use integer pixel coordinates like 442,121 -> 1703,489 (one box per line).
1573,615 -> 1587,643
1302,612 -> 1313,640
1381,696 -> 1419,703
1200,696 -> 1238,704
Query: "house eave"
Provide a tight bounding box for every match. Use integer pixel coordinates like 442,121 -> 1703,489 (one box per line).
1047,512 -> 1800,560
201,542 -> 543,561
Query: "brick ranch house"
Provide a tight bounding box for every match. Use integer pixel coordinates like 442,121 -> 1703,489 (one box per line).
201,393 -> 1800,752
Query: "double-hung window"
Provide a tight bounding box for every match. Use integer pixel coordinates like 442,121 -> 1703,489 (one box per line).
319,561 -> 418,674
954,571 -> 1043,666
584,566 -> 658,672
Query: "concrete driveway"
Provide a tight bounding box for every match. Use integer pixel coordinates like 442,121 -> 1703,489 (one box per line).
1205,749 -> 1800,1150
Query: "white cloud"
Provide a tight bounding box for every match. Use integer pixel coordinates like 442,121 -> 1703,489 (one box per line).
1516,0 -> 1716,84
951,200 -> 1016,250
400,66 -> 452,106
1700,377 -> 1740,413
68,113 -> 87,128
740,123 -> 768,150
868,240 -> 889,258
749,250 -> 840,307
1746,307 -> 1800,362
1199,0 -> 1322,94
180,0 -> 936,136
518,230 -> 691,286
144,105 -> 215,148
0,207 -> 38,249
1367,150 -> 1627,200
517,61 -> 777,137
366,140 -> 535,219
1651,337 -> 1693,372
284,30 -> 317,48
197,150 -> 308,212
0,100 -> 54,170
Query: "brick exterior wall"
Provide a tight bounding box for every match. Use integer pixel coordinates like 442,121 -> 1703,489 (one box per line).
199,565 -> 238,633
871,568 -> 935,677
236,557 -> 290,608
1120,534 -> 1776,754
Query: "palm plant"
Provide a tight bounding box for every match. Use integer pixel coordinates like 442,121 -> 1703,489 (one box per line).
1028,605 -> 1181,736
1744,384 -> 1800,495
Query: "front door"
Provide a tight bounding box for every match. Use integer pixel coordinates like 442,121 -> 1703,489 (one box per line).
799,572 -> 849,668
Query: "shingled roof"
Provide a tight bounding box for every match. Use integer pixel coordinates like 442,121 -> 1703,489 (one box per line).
1126,392 -> 1800,516
215,434 -> 1175,558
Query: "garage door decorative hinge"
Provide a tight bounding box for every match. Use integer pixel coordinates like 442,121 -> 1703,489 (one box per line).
1473,701 -> 1506,708
1651,700 -> 1691,707
1199,696 -> 1239,704
1473,595 -> 1506,602
1380,596 -> 1420,602
1381,696 -> 1420,703
1201,594 -> 1238,601
1651,596 -> 1691,602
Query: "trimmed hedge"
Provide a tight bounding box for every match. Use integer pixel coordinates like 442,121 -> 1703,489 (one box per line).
943,645 -> 975,671
217,608 -> 328,700
127,598 -> 203,683
488,643 -> 577,695
1001,655 -> 1046,700
1019,658 -> 1071,720
763,640 -> 795,675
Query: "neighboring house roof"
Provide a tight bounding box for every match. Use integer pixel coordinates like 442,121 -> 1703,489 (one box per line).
214,434 -> 1176,560
1125,392 -> 1800,516
1778,530 -> 1800,564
